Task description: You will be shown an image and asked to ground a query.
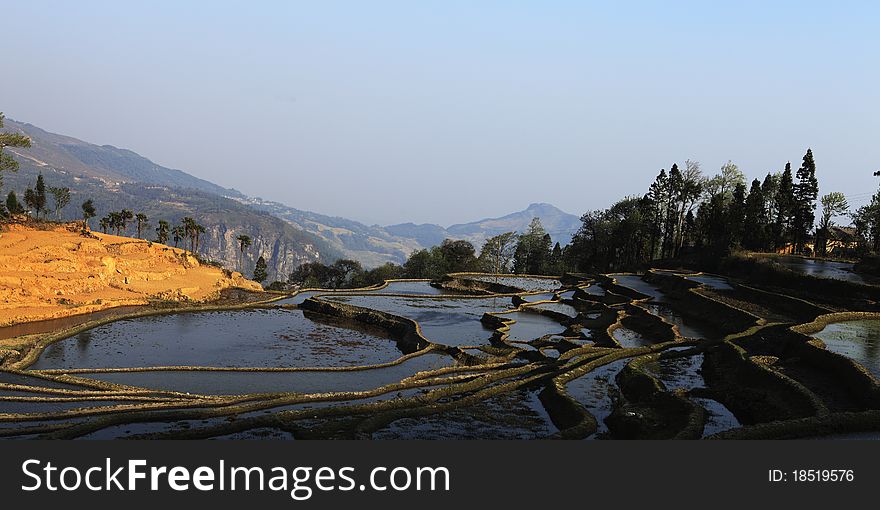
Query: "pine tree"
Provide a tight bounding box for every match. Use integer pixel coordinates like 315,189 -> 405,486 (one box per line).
6,191 -> 23,215
792,149 -> 819,253
253,256 -> 268,284
742,179 -> 768,251
34,174 -> 47,219
773,163 -> 795,249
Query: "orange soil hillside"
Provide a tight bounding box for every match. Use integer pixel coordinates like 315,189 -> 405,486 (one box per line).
0,223 -> 263,326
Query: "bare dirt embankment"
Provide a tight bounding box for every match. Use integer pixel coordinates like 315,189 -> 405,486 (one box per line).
0,223 -> 262,327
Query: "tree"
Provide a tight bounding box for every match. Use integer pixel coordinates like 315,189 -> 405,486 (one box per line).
23,187 -> 37,216
253,256 -> 268,284
49,186 -> 71,220
0,113 -> 31,189
704,161 -> 746,204
155,220 -> 170,244
776,163 -> 796,248
171,225 -> 184,247
6,191 -> 24,215
790,149 -> 819,254
98,216 -> 110,234
742,179 -> 768,251
34,174 -> 47,219
816,192 -> 849,256
403,249 -> 433,278
81,199 -> 96,229
513,218 -> 553,274
236,234 -> 252,272
727,182 -> 747,249
570,197 -> 651,272
118,209 -> 133,235
135,213 -> 149,239
478,232 -> 518,274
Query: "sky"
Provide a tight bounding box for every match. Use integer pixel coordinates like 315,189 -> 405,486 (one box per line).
1,1 -> 878,225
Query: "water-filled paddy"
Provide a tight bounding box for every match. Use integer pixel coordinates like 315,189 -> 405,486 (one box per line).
611,275 -> 666,301
811,319 -> 880,378
497,311 -> 565,342
642,351 -> 741,436
77,352 -> 455,395
520,292 -> 557,303
578,284 -> 605,296
321,295 -> 513,346
564,358 -> 629,438
378,281 -> 450,295
640,303 -> 720,340
683,274 -> 734,291
774,257 -> 878,285
372,387 -> 557,439
30,309 -> 404,370
530,302 -> 579,318
459,275 -> 562,292
612,327 -> 653,348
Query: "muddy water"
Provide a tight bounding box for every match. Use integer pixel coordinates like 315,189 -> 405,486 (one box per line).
323,295 -> 511,347
812,319 -> 880,378
30,309 -> 405,370
372,387 -> 557,439
76,352 -> 455,395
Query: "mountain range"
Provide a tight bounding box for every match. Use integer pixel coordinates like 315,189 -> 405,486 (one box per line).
1,118 -> 582,277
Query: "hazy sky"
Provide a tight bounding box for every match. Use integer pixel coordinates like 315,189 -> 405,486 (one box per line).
1,1 -> 878,225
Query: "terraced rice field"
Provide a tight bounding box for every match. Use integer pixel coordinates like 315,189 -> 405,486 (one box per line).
2,272 -> 880,440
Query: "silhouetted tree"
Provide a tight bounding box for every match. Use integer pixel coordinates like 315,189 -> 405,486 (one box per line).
253,256 -> 268,284
816,192 -> 849,256
792,149 -> 819,253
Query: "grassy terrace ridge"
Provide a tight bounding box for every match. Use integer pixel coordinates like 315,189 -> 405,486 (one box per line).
1,266 -> 880,440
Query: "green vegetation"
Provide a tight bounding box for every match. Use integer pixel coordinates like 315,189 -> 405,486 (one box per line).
135,213 -> 149,239
567,149 -> 844,273
253,256 -> 268,284
81,199 -> 96,228
0,112 -> 31,190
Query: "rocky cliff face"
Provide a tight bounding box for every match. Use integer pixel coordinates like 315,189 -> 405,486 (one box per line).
200,224 -> 322,283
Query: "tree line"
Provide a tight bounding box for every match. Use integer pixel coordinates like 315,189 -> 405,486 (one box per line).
567,149 -> 853,273
285,217 -> 565,289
